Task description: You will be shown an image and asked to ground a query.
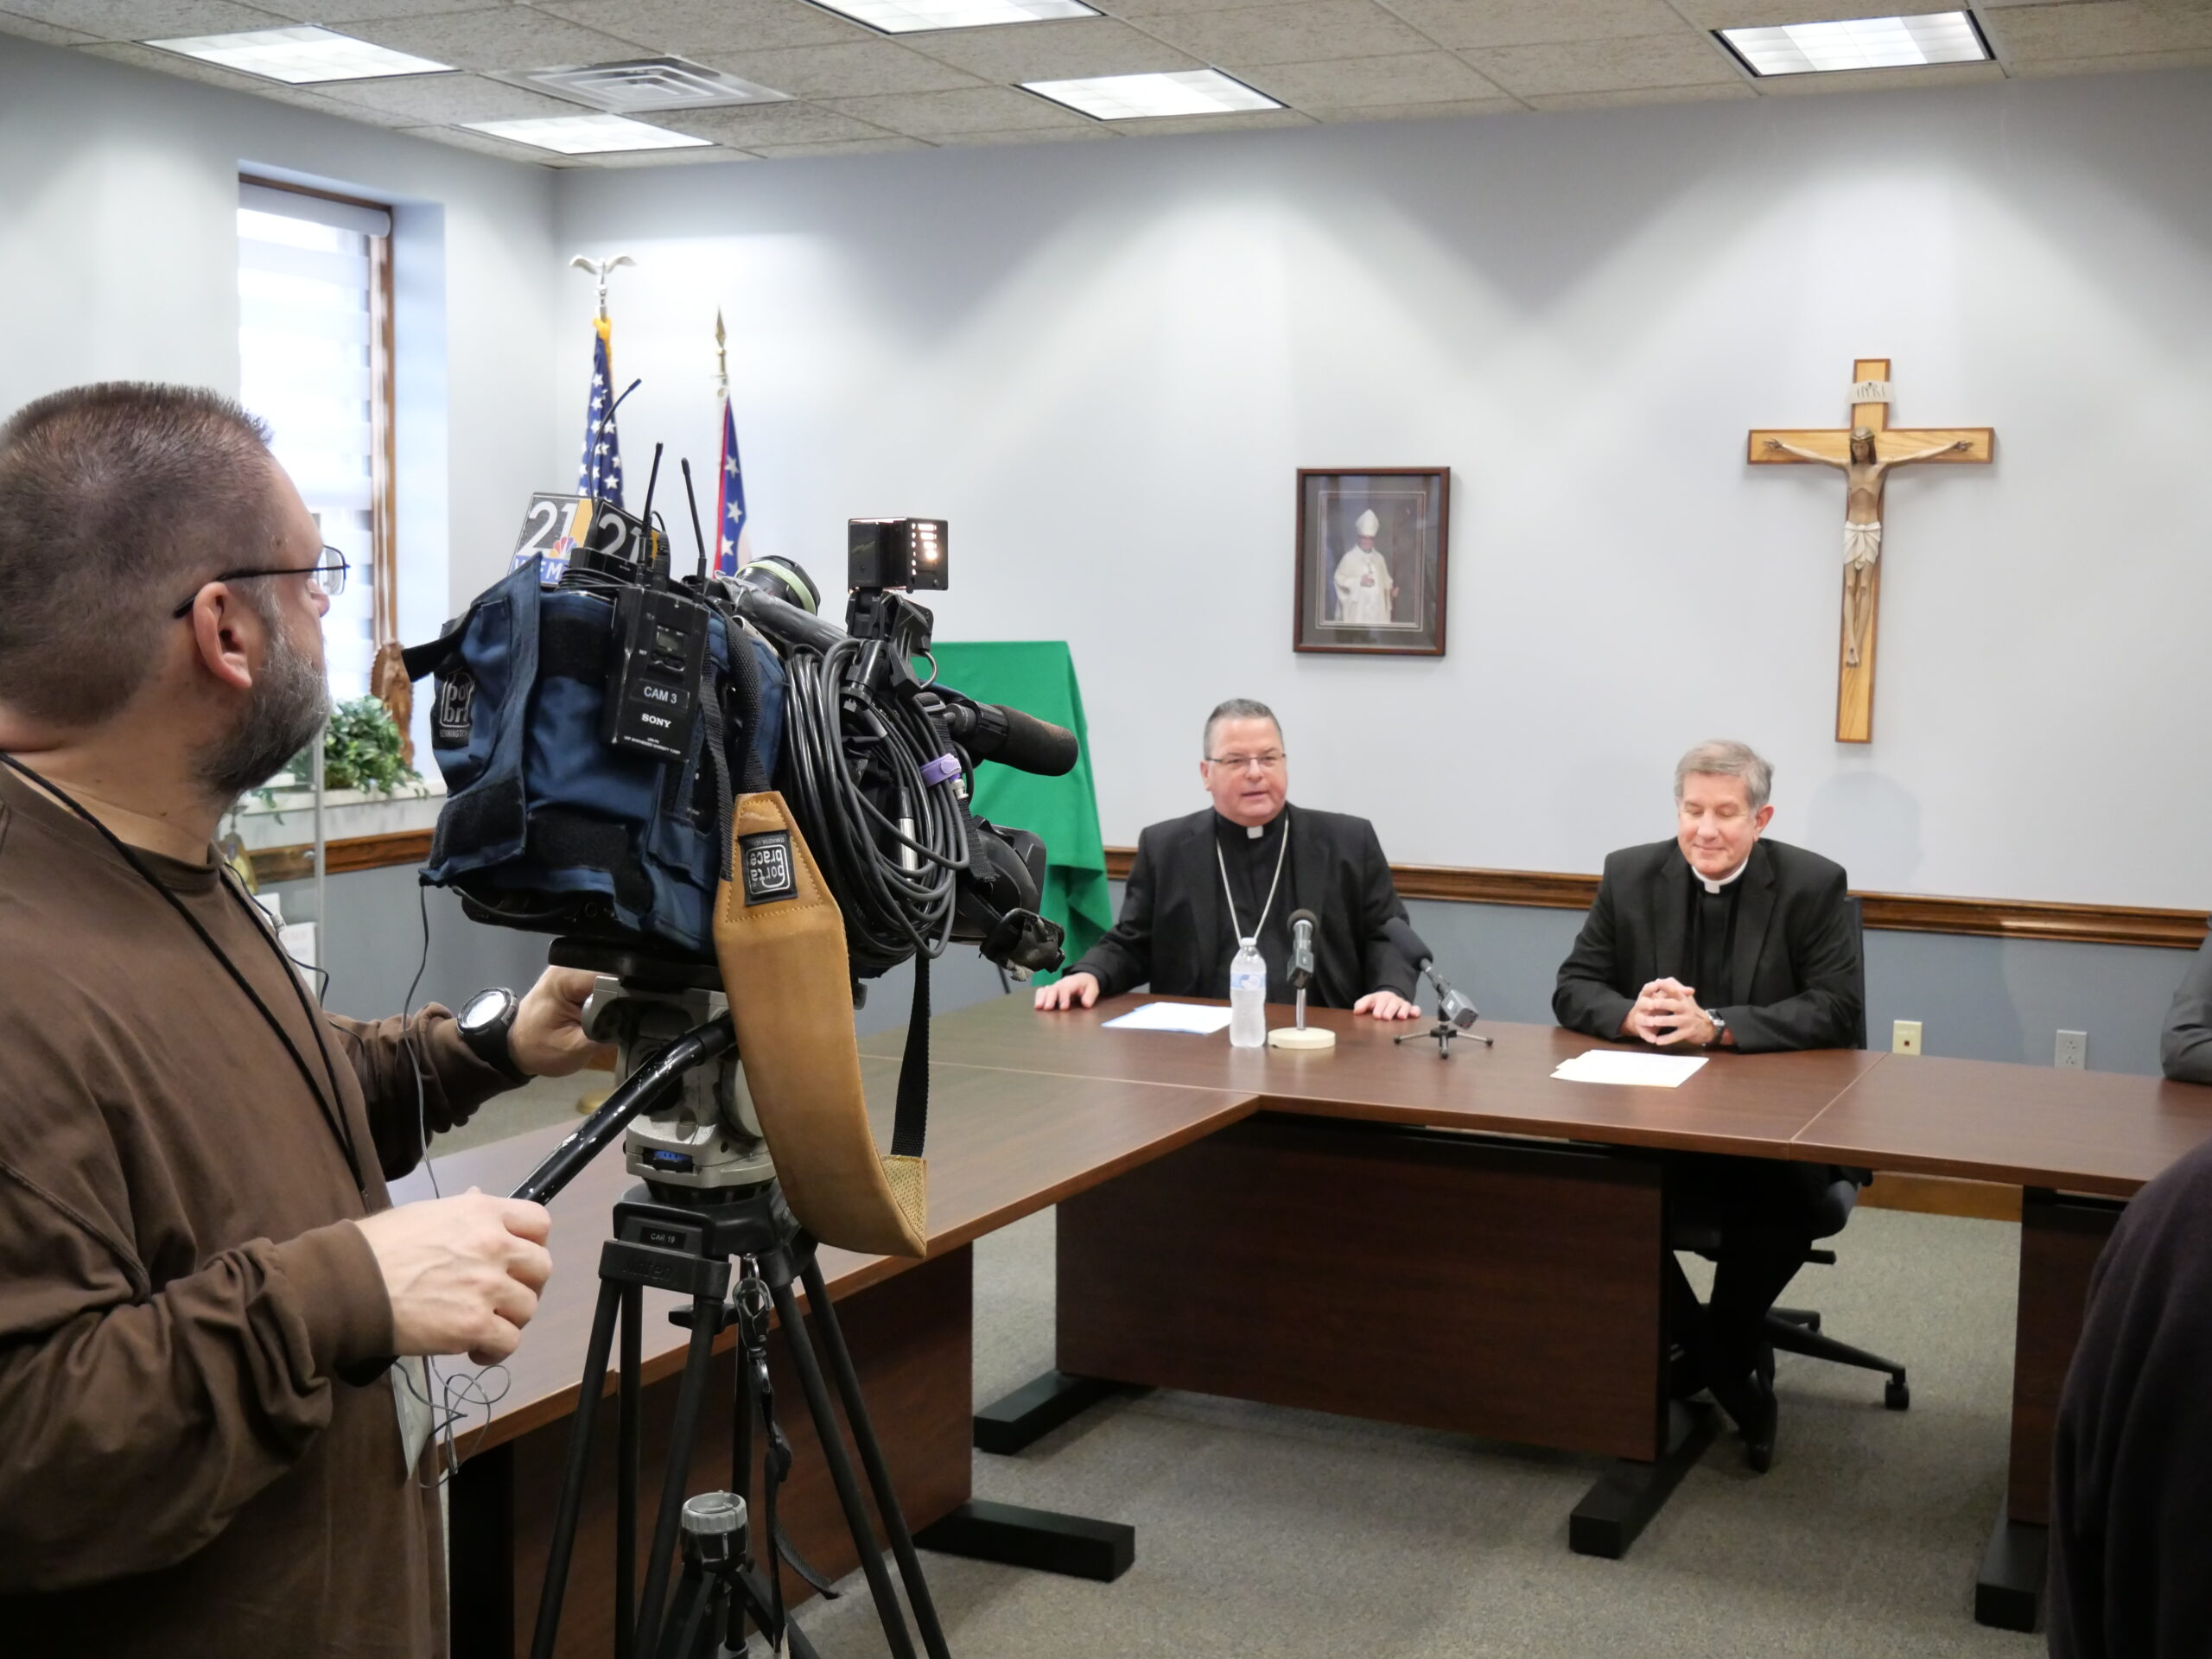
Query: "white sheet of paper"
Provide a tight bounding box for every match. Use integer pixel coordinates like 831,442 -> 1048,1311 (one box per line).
1550,1050 -> 1708,1088
1101,1002 -> 1236,1035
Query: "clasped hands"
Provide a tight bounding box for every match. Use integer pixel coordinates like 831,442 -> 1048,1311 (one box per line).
1620,976 -> 1722,1048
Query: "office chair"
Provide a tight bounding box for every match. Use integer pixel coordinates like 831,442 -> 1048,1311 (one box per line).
1670,898 -> 1910,1412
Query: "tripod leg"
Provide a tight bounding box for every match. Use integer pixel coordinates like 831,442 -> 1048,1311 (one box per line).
634,1294 -> 727,1659
727,1332 -> 755,1656
618,1283 -> 643,1659
768,1275 -> 922,1659
530,1276 -> 626,1659
800,1255 -> 954,1659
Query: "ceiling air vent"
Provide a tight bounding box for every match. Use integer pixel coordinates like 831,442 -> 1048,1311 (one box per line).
513,57 -> 788,113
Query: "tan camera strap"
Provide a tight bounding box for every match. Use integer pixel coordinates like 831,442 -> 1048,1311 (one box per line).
712,791 -> 927,1258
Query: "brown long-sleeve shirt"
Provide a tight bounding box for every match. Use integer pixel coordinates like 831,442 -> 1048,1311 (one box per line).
0,769 -> 516,1656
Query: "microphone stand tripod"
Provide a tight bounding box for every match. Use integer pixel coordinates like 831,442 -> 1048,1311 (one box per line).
512,954 -> 952,1659
1394,966 -> 1494,1059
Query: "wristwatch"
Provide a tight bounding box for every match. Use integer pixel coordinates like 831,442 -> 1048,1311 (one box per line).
1706,1012 -> 1729,1049
457,986 -> 527,1083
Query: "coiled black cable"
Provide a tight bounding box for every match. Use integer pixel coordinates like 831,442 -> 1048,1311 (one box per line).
776,633 -> 969,976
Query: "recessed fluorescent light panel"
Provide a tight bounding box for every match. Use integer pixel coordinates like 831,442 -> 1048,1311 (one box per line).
145,26 -> 450,83
508,57 -> 787,113
1719,11 -> 1989,76
1024,68 -> 1281,120
817,0 -> 1096,32
465,113 -> 715,155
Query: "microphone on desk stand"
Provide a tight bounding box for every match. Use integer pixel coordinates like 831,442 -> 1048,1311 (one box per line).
1268,911 -> 1336,1051
1384,918 -> 1493,1058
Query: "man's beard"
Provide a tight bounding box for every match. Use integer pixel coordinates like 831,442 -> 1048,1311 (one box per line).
196,599 -> 331,804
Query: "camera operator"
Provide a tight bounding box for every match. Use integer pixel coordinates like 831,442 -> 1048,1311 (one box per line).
0,384 -> 605,1656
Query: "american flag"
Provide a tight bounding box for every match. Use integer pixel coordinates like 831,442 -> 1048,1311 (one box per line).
576,318 -> 625,507
715,393 -> 751,575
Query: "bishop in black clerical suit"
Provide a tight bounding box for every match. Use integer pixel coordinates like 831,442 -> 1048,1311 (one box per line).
1553,740 -> 1864,1472
1036,699 -> 1421,1018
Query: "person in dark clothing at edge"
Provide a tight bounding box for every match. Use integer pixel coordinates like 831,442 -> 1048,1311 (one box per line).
0,383 -> 607,1657
1553,739 -> 1864,1473
1034,696 -> 1422,1020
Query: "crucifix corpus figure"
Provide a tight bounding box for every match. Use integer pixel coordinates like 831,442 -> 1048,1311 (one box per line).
1750,359 -> 1993,743
1763,426 -> 1969,669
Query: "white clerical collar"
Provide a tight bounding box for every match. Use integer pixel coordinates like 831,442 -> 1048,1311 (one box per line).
1693,855 -> 1751,895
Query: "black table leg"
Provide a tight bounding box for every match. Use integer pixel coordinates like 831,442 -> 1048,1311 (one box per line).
1975,1502 -> 2046,1631
1568,1402 -> 1719,1560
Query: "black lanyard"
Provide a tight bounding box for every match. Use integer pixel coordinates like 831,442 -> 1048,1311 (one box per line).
0,754 -> 366,1198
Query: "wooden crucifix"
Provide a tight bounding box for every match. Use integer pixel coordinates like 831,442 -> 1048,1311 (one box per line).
1750,359 -> 1993,743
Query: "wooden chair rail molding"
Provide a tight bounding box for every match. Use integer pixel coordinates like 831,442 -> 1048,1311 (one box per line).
247,832 -> 2207,951
1100,849 -> 2210,951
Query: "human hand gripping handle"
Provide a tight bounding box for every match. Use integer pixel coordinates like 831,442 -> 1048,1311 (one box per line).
508,966 -> 615,1078
353,1191 -> 553,1366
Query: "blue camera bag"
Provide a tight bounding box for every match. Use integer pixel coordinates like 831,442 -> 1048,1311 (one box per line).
406,556 -> 785,958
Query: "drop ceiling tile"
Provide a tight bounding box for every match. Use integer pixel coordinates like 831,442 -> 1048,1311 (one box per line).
1522,79 -> 1753,108
657,99 -> 894,143
1983,2 -> 2212,60
401,121 -> 576,162
908,16 -> 1199,79
532,0 -> 872,56
1752,58 -> 2005,92
1093,0 -> 1302,16
1465,31 -> 1740,96
821,84 -> 1089,133
249,0 -> 504,22
743,134 -> 931,156
1237,49 -> 1506,104
343,5 -> 646,71
1115,105 -> 1314,130
5,0 -> 283,38
2011,44 -> 2212,73
1136,0 -> 1432,68
690,39 -> 985,96
1382,0 -> 1683,51
1673,0 -> 1938,25
0,10 -> 99,44
1304,93 -> 1521,118
315,69 -> 591,119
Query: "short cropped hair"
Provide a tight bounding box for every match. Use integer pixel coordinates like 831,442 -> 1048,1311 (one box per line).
1203,698 -> 1281,758
0,383 -> 278,727
1674,739 -> 1772,812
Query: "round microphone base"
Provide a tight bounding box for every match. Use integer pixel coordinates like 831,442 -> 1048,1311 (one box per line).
1267,1026 -> 1337,1052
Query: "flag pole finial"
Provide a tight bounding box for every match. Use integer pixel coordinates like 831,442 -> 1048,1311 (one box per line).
714,309 -> 728,404
569,253 -> 636,321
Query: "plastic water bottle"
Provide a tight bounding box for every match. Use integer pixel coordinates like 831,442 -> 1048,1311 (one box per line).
1229,937 -> 1268,1048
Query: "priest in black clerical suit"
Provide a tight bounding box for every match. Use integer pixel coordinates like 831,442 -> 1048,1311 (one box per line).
1035,699 -> 1421,1018
1554,739 -> 1864,1473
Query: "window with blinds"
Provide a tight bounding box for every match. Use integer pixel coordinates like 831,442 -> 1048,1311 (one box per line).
236,179 -> 395,705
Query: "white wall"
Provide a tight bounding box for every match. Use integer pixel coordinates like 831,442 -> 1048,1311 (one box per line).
557,69 -> 2212,912
0,35 -> 561,631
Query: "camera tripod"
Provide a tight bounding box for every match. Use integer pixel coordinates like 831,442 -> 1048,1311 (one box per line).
514,950 -> 953,1659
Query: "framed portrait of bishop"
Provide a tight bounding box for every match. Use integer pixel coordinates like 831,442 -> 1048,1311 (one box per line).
1294,468 -> 1450,656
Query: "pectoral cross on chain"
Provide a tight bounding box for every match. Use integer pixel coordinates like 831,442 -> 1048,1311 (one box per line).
1750,359 -> 1993,743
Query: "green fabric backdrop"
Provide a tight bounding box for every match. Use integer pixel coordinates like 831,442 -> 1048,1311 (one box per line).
926,641 -> 1109,982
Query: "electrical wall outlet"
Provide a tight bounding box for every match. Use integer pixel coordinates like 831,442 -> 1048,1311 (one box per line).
1892,1020 -> 1923,1056
2056,1030 -> 2088,1071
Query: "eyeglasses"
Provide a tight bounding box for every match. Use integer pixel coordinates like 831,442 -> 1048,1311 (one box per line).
171,547 -> 349,619
1205,751 -> 1287,772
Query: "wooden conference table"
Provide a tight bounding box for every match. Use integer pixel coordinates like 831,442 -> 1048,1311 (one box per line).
430,993 -> 2212,1651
